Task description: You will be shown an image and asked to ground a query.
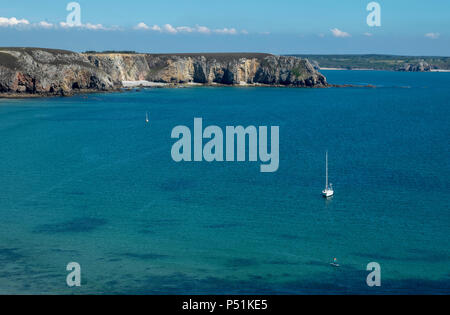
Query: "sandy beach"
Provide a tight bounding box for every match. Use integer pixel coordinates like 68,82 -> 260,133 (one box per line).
122,80 -> 169,87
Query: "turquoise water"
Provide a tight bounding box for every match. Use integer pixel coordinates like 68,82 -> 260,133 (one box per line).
0,71 -> 449,294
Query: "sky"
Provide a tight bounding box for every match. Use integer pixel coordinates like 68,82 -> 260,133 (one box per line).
0,0 -> 449,55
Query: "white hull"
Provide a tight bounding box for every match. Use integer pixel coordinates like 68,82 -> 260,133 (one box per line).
322,189 -> 334,198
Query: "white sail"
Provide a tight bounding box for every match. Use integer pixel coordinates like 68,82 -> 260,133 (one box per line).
322,151 -> 334,198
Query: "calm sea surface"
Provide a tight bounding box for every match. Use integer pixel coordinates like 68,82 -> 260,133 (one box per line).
0,71 -> 449,294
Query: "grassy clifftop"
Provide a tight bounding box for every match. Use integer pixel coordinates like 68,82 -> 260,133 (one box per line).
0,47 -> 75,55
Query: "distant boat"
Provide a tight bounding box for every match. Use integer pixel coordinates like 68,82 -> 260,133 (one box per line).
330,257 -> 340,267
145,112 -> 149,124
322,151 -> 334,198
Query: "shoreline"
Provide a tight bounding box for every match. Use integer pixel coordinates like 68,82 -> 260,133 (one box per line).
0,82 -> 382,99
0,88 -> 121,100
1,82 -> 332,99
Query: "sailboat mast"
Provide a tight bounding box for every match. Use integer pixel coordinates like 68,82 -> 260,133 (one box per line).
325,151 -> 328,189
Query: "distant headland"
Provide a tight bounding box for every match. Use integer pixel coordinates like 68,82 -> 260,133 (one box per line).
289,54 -> 450,72
0,48 -> 327,97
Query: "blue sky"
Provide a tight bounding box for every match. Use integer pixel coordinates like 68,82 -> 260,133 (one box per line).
1,0 -> 449,55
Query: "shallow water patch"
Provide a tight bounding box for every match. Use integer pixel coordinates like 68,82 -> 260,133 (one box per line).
0,248 -> 25,262
203,222 -> 243,229
33,217 -> 108,233
159,178 -> 197,192
121,252 -> 169,261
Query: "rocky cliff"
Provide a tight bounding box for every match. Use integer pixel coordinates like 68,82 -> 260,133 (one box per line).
0,48 -> 327,97
0,48 -> 115,96
86,52 -> 327,87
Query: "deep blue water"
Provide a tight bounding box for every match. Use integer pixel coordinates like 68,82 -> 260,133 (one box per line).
0,71 -> 449,294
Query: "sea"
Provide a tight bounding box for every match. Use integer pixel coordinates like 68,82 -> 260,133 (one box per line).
0,70 -> 449,294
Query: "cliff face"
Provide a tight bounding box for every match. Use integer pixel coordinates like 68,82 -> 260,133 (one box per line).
0,48 -> 327,97
398,61 -> 431,72
0,48 -> 115,96
86,53 -> 151,82
86,52 -> 327,87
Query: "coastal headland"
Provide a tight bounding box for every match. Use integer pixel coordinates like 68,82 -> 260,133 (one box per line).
0,48 -> 328,97
290,54 -> 450,72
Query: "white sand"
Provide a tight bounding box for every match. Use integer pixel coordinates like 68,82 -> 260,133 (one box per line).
430,69 -> 450,72
122,80 -> 168,87
320,68 -> 375,71
319,67 -> 347,70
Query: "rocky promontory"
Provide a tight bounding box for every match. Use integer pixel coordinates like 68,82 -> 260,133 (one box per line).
0,48 -> 115,97
0,48 -> 327,97
397,61 -> 431,72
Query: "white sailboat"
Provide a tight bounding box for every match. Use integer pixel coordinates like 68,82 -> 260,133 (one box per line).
145,112 -> 149,124
322,151 -> 334,198
330,257 -> 340,267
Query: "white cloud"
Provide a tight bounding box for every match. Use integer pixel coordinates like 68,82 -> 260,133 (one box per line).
0,17 -> 30,27
59,22 -> 72,28
134,22 -> 150,30
214,28 -> 237,35
0,17 -> 105,30
84,23 -> 106,30
163,24 -> 177,34
330,28 -> 351,38
150,25 -> 161,31
241,30 -> 249,35
37,21 -> 53,28
134,23 -> 163,32
195,25 -> 211,34
59,22 -> 107,30
134,23 -> 212,34
176,26 -> 193,33
363,32 -> 373,37
1,17 -> 241,35
425,32 -> 440,39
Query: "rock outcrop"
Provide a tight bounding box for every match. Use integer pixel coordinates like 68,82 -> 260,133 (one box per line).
0,48 -> 115,96
0,48 -> 327,97
397,61 -> 431,72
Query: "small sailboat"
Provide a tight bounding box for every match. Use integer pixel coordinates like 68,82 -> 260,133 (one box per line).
330,257 -> 340,267
322,151 -> 334,198
145,112 -> 149,124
